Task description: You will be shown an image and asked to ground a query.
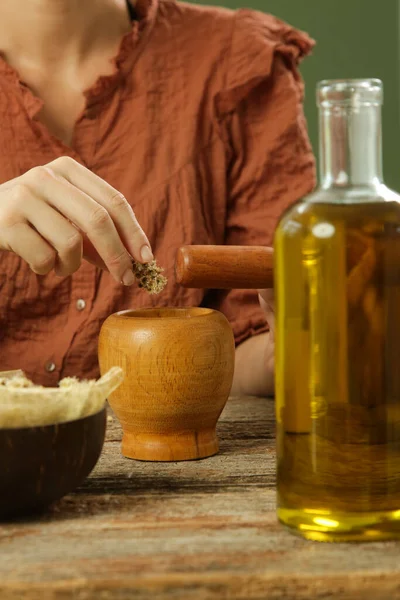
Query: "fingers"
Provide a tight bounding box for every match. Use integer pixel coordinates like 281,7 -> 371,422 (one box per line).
25,166 -> 136,284
3,222 -> 56,275
49,157 -> 153,264
23,196 -> 83,277
82,236 -> 107,271
0,183 -> 83,276
0,158 -> 152,283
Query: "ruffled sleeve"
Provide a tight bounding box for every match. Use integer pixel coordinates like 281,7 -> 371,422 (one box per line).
209,10 -> 317,345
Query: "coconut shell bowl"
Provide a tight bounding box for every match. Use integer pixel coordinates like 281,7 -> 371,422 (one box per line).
0,410 -> 106,520
0,367 -> 123,519
98,308 -> 235,462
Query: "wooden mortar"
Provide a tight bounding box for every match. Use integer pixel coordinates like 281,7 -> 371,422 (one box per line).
98,308 -> 235,462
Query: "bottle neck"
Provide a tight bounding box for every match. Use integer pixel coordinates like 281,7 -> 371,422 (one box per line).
319,104 -> 383,189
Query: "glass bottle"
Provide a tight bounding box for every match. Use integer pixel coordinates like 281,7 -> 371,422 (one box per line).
275,79 -> 400,542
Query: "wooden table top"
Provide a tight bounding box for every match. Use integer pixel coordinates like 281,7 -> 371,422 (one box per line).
1,396 -> 400,600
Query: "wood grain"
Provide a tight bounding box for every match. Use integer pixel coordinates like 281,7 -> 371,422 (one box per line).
98,308 -> 235,461
1,397 -> 400,599
175,245 -> 274,289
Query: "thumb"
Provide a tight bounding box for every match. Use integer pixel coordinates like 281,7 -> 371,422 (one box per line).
258,288 -> 274,308
258,288 -> 275,335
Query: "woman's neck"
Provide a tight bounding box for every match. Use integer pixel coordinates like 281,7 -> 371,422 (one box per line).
0,0 -> 135,146
0,0 -> 132,68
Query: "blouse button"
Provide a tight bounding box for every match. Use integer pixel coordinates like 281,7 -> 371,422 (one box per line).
76,298 -> 86,311
45,361 -> 56,373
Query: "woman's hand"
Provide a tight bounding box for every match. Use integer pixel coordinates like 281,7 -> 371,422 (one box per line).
232,288 -> 275,397
258,288 -> 275,378
0,157 -> 153,285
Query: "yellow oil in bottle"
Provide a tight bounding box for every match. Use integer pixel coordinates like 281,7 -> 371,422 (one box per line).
275,200 -> 400,542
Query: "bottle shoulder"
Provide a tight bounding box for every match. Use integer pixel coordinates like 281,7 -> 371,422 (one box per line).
305,184 -> 400,205
276,185 -> 400,239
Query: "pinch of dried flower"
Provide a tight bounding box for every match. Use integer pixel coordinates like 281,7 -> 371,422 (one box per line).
131,259 -> 167,295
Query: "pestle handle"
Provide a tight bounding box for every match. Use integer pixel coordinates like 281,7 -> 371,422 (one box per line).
175,245 -> 274,289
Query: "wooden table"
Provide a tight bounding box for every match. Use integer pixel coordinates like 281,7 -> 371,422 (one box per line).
1,396 -> 400,600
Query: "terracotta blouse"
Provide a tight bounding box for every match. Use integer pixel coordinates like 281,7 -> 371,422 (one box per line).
0,0 -> 316,385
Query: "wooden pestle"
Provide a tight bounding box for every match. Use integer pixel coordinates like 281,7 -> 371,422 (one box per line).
175,245 -> 274,289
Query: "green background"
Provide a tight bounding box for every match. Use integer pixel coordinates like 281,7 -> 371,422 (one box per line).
192,0 -> 400,191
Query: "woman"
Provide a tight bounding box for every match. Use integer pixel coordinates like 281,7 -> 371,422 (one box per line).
0,0 -> 315,392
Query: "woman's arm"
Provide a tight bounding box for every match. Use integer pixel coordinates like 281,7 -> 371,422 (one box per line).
233,332 -> 274,397
232,289 -> 275,397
